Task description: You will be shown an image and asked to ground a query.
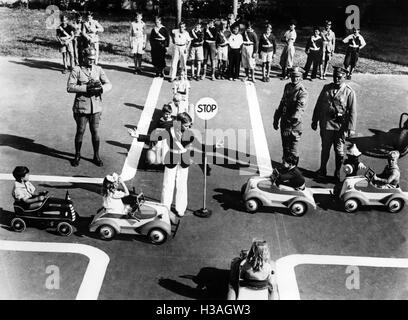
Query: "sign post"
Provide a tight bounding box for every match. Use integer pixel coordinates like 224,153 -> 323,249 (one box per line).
193,97 -> 218,218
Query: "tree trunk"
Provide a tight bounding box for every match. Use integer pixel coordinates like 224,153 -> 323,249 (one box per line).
232,0 -> 238,17
176,0 -> 182,27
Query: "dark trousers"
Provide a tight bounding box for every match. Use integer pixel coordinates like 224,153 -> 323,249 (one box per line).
304,50 -> 321,79
281,128 -> 302,160
344,48 -> 359,69
228,48 -> 241,79
319,129 -> 346,174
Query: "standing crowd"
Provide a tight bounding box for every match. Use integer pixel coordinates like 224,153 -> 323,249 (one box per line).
57,12 -> 367,81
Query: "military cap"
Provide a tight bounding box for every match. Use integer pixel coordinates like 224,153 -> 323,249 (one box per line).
289,66 -> 304,77
83,47 -> 97,59
347,144 -> 362,157
333,66 -> 348,76
388,150 -> 400,160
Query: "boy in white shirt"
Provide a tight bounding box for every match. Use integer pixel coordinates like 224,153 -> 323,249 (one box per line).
170,21 -> 192,82
227,24 -> 243,81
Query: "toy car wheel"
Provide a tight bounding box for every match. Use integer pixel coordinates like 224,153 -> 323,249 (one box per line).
387,198 -> 404,213
245,198 -> 261,213
148,228 -> 168,245
98,225 -> 116,240
289,202 -> 307,217
57,222 -> 73,236
344,198 -> 359,213
11,217 -> 26,232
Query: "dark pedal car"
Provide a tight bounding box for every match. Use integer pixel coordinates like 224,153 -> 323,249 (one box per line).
11,191 -> 77,236
89,192 -> 179,245
335,168 -> 408,214
241,169 -> 316,216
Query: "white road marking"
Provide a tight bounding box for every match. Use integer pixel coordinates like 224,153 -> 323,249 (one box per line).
0,173 -> 102,184
245,82 -> 273,176
276,254 -> 408,300
0,240 -> 110,300
121,77 -> 164,181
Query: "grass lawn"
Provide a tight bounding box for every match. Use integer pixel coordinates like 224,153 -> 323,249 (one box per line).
1,7 -> 408,74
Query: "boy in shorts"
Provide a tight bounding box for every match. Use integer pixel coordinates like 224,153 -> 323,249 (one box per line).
216,19 -> 230,79
56,15 -> 75,74
258,24 -> 276,82
129,11 -> 147,74
241,21 -> 258,83
189,22 -> 204,80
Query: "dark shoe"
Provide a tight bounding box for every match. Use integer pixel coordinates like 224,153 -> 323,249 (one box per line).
315,169 -> 327,178
71,155 -> 80,167
93,157 -> 104,167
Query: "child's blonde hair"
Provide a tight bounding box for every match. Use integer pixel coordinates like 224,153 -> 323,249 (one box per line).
246,240 -> 270,272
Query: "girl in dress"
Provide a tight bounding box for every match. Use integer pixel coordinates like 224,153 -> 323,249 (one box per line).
102,173 -> 130,215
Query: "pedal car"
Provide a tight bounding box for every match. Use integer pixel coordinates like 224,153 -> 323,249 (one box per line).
89,192 -> 179,244
336,168 -> 408,213
227,250 -> 270,300
11,191 -> 76,236
241,169 -> 316,216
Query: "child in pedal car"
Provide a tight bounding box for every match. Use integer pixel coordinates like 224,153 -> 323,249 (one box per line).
12,166 -> 48,210
102,173 -> 133,216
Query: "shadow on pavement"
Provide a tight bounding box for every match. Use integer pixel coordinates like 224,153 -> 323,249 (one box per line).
349,128 -> 408,159
0,134 -> 75,163
9,57 -> 63,71
158,267 -> 229,300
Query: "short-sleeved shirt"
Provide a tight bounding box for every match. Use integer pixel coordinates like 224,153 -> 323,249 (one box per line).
12,181 -> 35,201
103,190 -> 126,214
228,33 -> 243,49
56,24 -> 75,39
172,29 -> 191,46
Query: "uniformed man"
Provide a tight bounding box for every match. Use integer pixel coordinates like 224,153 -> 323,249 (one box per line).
67,48 -> 112,167
311,66 -> 357,181
273,67 -> 308,161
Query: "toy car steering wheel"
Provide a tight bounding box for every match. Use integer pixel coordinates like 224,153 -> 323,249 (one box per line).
365,168 -> 376,182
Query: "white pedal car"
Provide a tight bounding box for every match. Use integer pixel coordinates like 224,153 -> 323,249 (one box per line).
89,193 -> 179,244
336,168 -> 408,214
241,171 -> 316,217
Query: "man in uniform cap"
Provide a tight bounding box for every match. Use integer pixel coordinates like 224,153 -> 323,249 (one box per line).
311,66 -> 357,181
67,47 -> 112,167
274,67 -> 308,161
373,150 -> 400,188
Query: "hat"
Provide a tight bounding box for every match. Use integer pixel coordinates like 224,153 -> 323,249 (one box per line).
105,173 -> 119,183
325,20 -> 332,25
333,66 -> 348,76
289,66 -> 304,76
347,144 -> 362,157
83,47 -> 96,59
388,150 -> 400,160
173,93 -> 182,102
